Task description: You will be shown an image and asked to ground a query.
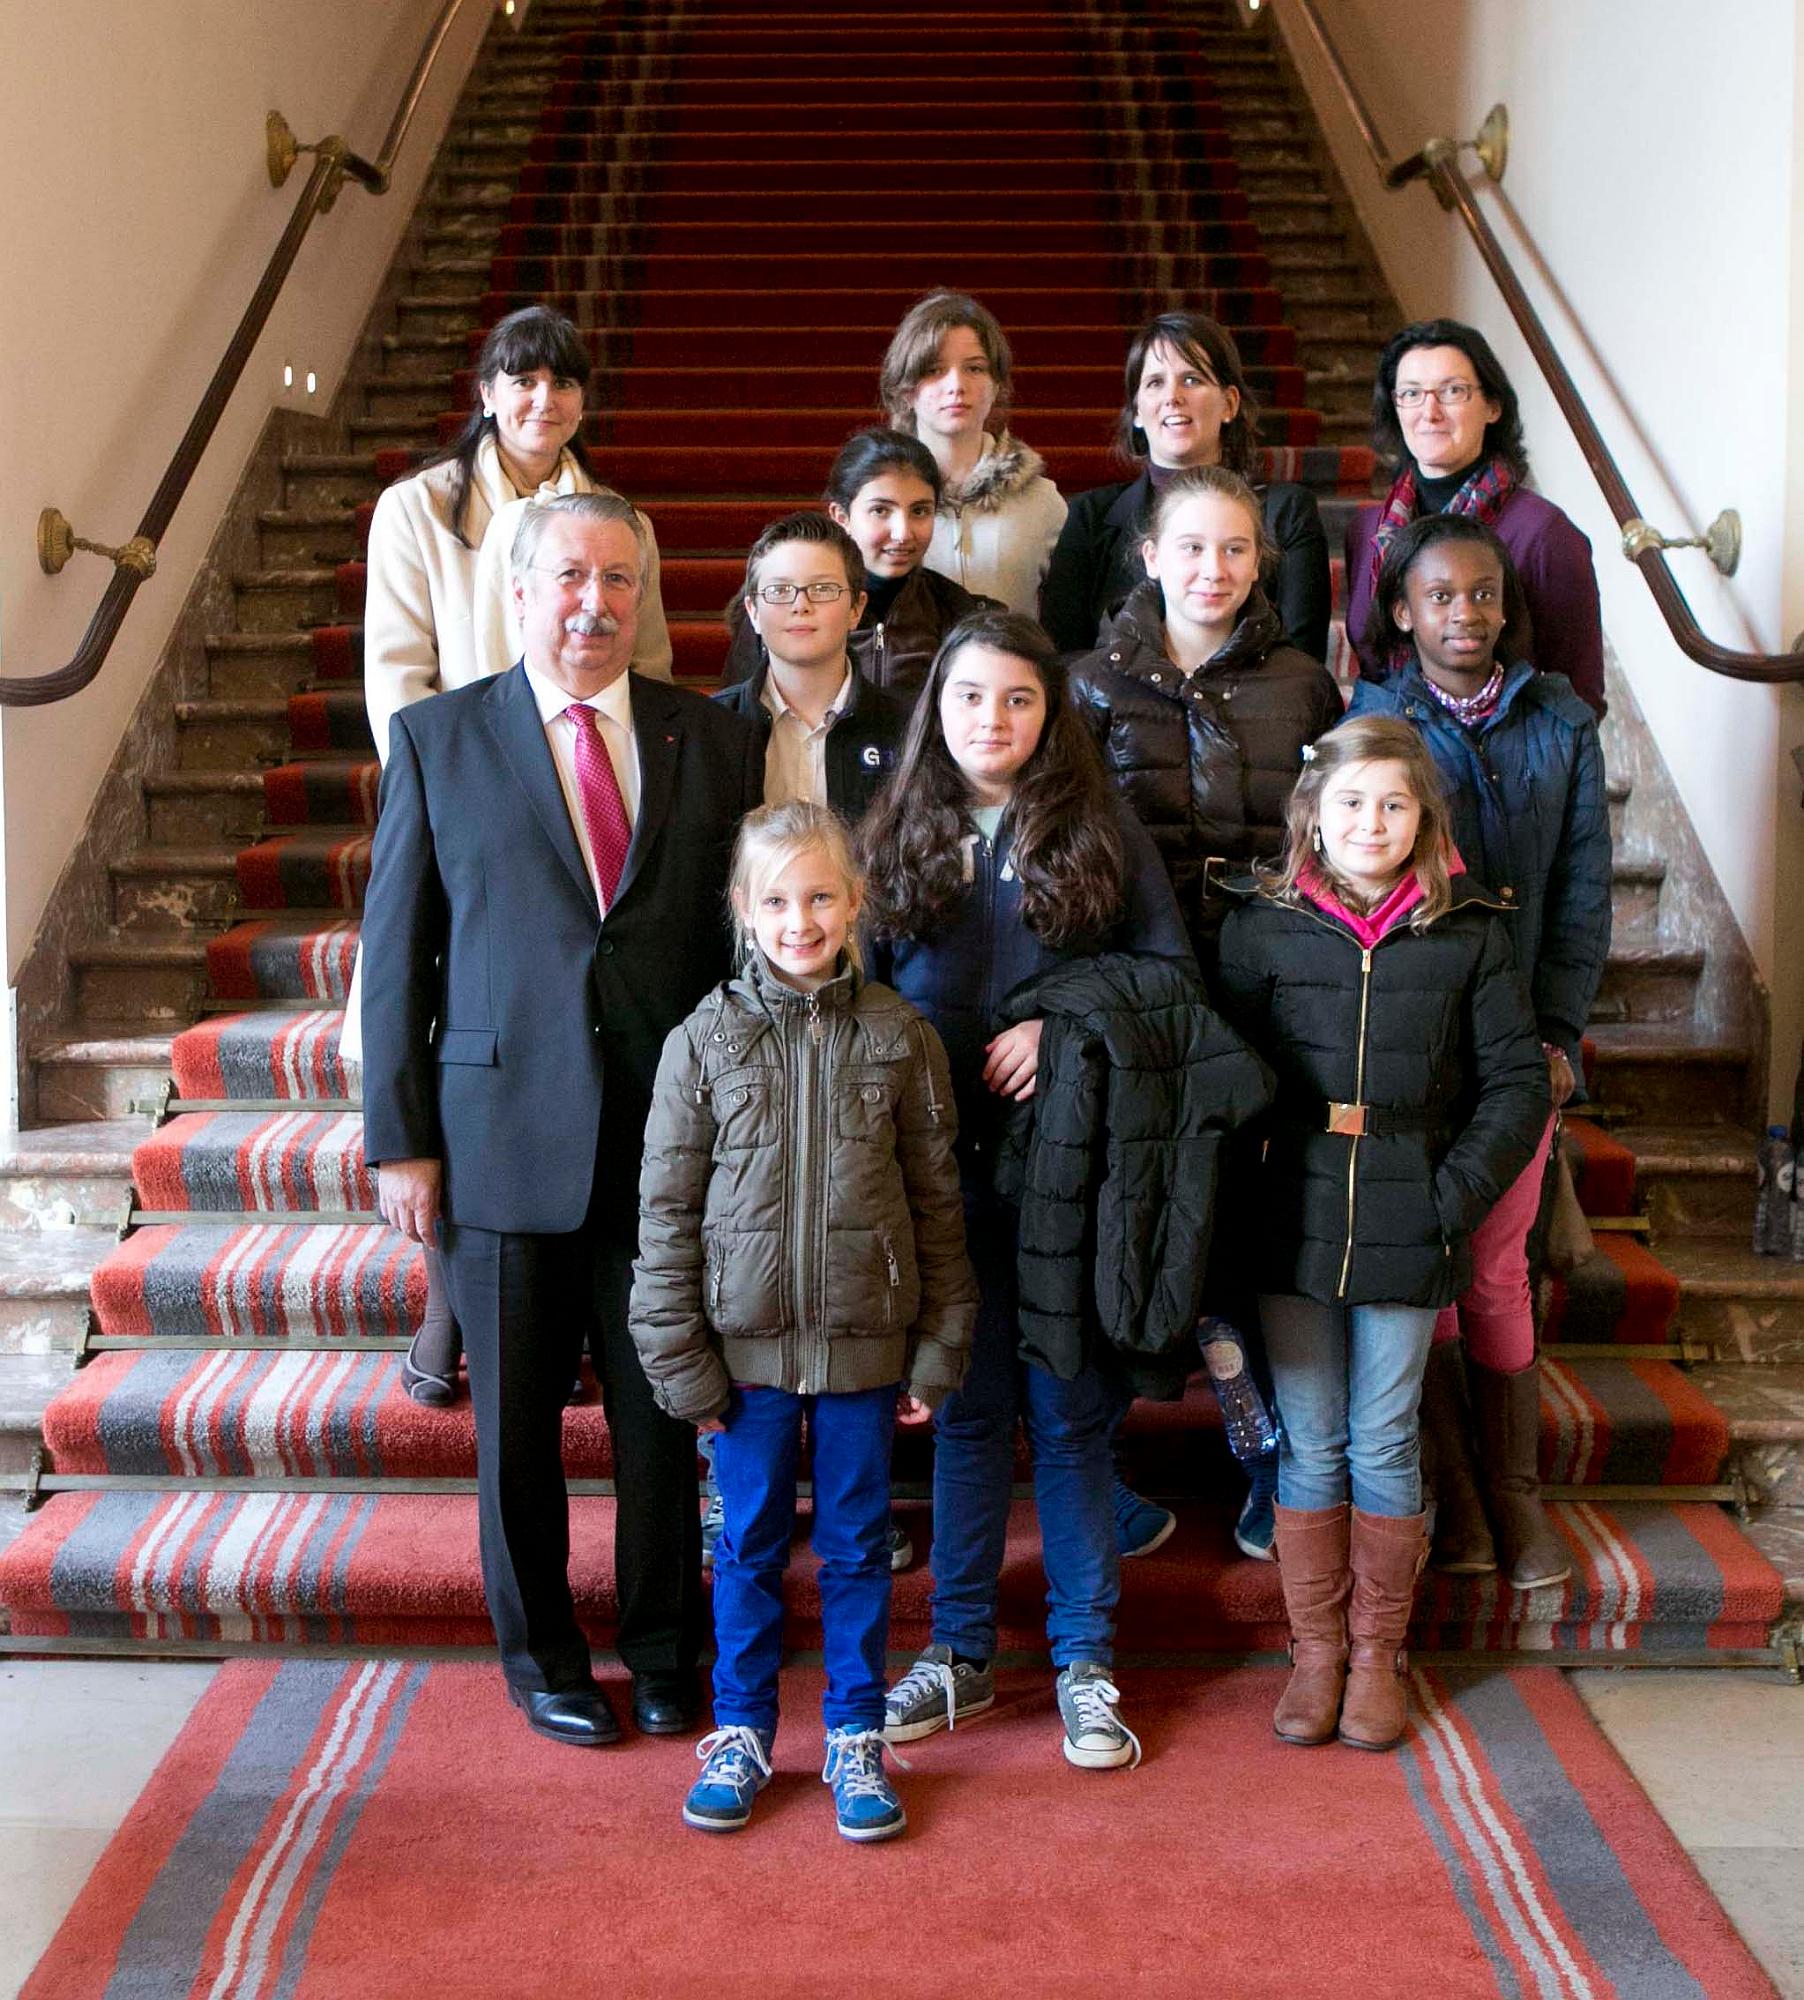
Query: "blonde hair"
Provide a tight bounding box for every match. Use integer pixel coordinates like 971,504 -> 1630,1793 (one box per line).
879,290 -> 1013,435
1145,464 -> 1277,577
1267,714 -> 1454,924
728,801 -> 866,974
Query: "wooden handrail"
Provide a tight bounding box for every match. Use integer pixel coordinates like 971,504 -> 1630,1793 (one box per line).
1280,0 -> 1804,685
2,0 -> 477,709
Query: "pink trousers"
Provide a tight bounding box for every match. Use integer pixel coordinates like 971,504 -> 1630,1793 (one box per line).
1431,1111 -> 1559,1372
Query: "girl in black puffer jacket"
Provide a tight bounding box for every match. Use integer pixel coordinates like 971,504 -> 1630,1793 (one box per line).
1217,715 -> 1547,1754
1071,464 -> 1342,1564
1070,465 -> 1343,961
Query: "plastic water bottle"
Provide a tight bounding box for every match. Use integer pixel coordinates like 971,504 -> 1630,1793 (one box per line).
1197,1317 -> 1279,1466
1754,1126 -> 1794,1255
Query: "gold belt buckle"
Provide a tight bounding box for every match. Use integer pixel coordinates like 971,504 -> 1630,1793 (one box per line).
1326,1101 -> 1368,1137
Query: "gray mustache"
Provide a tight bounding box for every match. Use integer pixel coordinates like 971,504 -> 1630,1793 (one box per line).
564,612 -> 620,639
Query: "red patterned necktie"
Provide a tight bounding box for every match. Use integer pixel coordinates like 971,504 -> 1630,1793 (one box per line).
564,702 -> 632,909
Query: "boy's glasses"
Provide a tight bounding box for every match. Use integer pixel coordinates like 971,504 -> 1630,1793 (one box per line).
756,581 -> 849,606
1391,381 -> 1482,408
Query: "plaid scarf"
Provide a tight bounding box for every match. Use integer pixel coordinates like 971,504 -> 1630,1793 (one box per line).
1367,455 -> 1517,668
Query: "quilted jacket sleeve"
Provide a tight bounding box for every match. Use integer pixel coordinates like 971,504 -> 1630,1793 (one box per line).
895,1015 -> 978,1409
1531,714 -> 1612,1073
1432,918 -> 1552,1239
629,1015 -> 733,1422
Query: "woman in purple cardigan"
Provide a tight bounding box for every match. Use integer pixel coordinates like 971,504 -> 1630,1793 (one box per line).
1344,320 -> 1605,718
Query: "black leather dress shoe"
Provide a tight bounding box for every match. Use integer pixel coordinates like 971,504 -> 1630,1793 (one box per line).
509,1682 -> 622,1747
631,1674 -> 701,1735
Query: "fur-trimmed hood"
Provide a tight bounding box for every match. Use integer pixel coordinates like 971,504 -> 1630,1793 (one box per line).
943,431 -> 1049,513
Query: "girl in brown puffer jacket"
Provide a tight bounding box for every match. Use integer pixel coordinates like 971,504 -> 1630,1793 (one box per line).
630,801 -> 974,1844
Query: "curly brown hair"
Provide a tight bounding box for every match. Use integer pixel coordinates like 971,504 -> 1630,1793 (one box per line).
858,610 -> 1125,947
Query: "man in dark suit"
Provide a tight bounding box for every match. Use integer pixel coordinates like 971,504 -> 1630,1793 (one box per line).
362,492 -> 763,1745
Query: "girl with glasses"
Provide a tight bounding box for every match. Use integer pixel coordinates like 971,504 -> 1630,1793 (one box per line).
1346,319 -> 1605,717
721,431 -> 999,698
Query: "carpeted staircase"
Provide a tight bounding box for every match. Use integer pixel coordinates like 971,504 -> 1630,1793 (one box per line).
1,0 -> 1797,1664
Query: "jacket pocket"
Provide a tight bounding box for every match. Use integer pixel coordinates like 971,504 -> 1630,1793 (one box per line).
435,1028 -> 498,1065
835,1067 -> 899,1141
711,1064 -> 782,1152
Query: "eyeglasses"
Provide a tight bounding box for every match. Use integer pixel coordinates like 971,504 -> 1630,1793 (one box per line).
530,565 -> 639,594
755,581 -> 849,606
1392,381 -> 1483,409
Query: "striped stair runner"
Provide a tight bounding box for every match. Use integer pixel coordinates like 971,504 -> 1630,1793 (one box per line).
0,0 -> 1783,1658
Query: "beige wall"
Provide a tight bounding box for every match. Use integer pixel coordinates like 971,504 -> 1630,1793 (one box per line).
1277,0 -> 1804,1115
0,1 -> 495,1042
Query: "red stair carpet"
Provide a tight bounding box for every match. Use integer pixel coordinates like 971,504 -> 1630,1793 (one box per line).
20,1661 -> 1777,2000
0,0 -> 1782,1666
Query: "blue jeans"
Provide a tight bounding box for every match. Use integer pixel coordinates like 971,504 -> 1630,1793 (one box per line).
931,1200 -> 1119,1668
1258,1294 -> 1437,1517
710,1383 -> 896,1735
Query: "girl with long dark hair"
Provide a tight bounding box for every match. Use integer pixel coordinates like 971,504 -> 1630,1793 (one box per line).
861,610 -> 1193,1772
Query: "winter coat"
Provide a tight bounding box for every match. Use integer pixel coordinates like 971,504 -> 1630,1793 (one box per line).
711,660 -> 910,820
866,804 -> 1195,1171
629,959 -> 977,1422
923,431 -> 1068,614
1344,480 -> 1606,717
1070,582 -> 1344,956
989,953 -> 1274,1381
1215,876 -> 1550,1308
1040,469 -> 1332,661
722,563 -> 998,697
1347,661 -> 1612,1083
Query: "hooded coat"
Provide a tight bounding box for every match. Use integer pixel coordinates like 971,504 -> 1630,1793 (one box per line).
922,430 -> 1068,615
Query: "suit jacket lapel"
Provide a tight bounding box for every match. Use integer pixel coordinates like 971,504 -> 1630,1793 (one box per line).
611,673 -> 683,916
482,664 -> 599,916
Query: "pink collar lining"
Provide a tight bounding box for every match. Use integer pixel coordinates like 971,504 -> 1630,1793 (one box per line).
1298,863 -> 1426,948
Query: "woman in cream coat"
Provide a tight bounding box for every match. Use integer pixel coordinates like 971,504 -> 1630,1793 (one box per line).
352,304 -> 671,1404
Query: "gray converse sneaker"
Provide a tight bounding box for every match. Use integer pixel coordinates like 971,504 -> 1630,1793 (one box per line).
882,1643 -> 994,1743
1056,1662 -> 1142,1770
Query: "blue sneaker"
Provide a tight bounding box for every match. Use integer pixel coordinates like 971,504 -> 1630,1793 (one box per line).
682,1725 -> 774,1832
1112,1477 -> 1176,1559
1235,1456 -> 1278,1562
821,1727 -> 906,1842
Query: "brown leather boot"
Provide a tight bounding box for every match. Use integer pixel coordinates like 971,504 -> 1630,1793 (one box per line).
1271,1503 -> 1350,1746
1419,1341 -> 1496,1575
1338,1508 -> 1428,1751
1470,1361 -> 1572,1590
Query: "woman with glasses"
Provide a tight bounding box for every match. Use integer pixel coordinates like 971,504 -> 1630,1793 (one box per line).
355,304 -> 671,1408
1040,310 -> 1330,661
1345,319 -> 1604,716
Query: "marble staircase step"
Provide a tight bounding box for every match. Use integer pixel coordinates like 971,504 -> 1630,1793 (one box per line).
1666,1244 -> 1804,1365
1585,1025 -> 1756,1127
1613,1124 -> 1759,1242
31,1027 -> 179,1125
0,1228 -> 115,1356
0,1123 -> 144,1233
1689,1366 -> 1804,1511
